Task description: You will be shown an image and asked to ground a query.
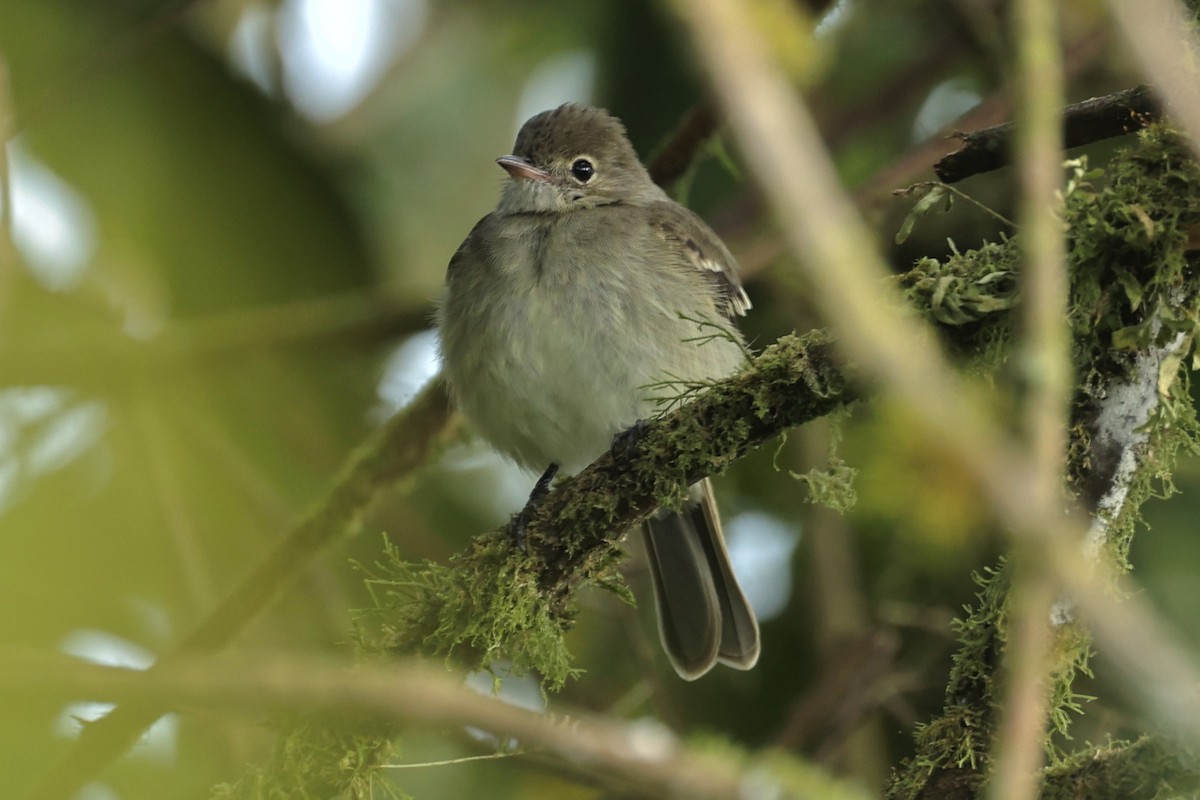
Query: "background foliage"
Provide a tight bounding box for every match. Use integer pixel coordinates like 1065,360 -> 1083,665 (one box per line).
1,0 -> 1198,798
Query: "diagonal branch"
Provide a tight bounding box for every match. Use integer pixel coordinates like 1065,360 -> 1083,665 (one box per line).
647,102 -> 720,190
27,380 -> 458,800
1,648 -> 874,800
525,331 -> 856,604
934,85 -> 1161,183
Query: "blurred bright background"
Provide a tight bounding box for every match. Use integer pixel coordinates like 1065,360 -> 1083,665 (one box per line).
0,0 -> 1196,797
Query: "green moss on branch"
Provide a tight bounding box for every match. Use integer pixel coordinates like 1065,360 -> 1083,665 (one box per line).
888,126 -> 1200,800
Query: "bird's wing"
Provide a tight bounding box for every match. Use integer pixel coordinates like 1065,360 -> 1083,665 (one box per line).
650,202 -> 751,320
445,215 -> 491,280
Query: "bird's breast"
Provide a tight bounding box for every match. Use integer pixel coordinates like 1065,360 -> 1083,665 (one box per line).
440,211 -> 742,474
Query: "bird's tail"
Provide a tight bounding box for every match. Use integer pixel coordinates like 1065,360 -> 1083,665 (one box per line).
642,478 -> 760,680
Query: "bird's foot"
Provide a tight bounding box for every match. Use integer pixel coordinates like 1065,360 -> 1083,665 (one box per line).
610,419 -> 650,462
507,462 -> 559,553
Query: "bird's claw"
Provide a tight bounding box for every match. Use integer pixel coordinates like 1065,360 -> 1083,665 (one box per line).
507,462 -> 559,554
506,509 -> 533,554
610,419 -> 650,462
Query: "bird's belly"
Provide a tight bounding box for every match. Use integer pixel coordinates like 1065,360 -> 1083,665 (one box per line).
461,287 -> 654,474
441,218 -> 746,476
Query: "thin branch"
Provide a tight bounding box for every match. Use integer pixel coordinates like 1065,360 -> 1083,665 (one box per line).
740,24 -> 1108,278
26,380 -> 457,800
0,649 -> 874,800
381,752 -> 521,769
0,50 -> 14,329
988,563 -> 1057,800
0,292 -> 431,390
893,181 -> 1016,228
647,103 -> 720,190
134,393 -> 216,611
853,23 -> 1110,210
935,85 -> 1161,183
988,0 -> 1068,796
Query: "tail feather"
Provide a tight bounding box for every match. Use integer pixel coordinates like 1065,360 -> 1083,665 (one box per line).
643,512 -> 720,679
691,480 -> 760,670
642,479 -> 760,680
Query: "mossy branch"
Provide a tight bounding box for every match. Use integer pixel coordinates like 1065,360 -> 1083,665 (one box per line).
899,732 -> 1200,800
217,124 -> 1200,798
356,329 -> 859,689
1042,736 -> 1200,799
887,126 -> 1200,799
524,329 -> 856,609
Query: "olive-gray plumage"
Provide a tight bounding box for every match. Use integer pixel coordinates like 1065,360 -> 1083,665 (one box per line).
437,103 -> 759,679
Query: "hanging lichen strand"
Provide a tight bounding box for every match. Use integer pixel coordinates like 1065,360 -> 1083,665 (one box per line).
888,125 -> 1200,800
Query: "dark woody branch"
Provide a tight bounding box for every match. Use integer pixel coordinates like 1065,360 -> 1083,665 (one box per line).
361,332 -> 863,690
935,85 -> 1160,183
524,330 -> 857,606
647,103 -> 720,189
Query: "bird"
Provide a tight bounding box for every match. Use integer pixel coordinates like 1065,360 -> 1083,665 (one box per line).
436,103 -> 759,679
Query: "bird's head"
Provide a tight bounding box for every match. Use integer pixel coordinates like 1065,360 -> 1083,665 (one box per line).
496,104 -> 662,214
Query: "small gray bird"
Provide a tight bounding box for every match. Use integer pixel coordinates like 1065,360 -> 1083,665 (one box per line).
437,103 -> 759,680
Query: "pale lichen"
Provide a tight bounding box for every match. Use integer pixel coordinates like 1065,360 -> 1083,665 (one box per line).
887,126 -> 1200,800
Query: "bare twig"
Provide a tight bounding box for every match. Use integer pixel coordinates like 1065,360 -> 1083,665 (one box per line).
935,85 -> 1161,183
647,103 -> 720,190
737,22 -> 1110,277
0,651 -> 874,800
0,292 -> 431,390
854,23 -> 1110,210
892,181 -> 1016,228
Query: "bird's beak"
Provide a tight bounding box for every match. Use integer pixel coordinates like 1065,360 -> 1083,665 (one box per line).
497,155 -> 553,183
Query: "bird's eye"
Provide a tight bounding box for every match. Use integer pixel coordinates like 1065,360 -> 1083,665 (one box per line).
571,158 -> 595,183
